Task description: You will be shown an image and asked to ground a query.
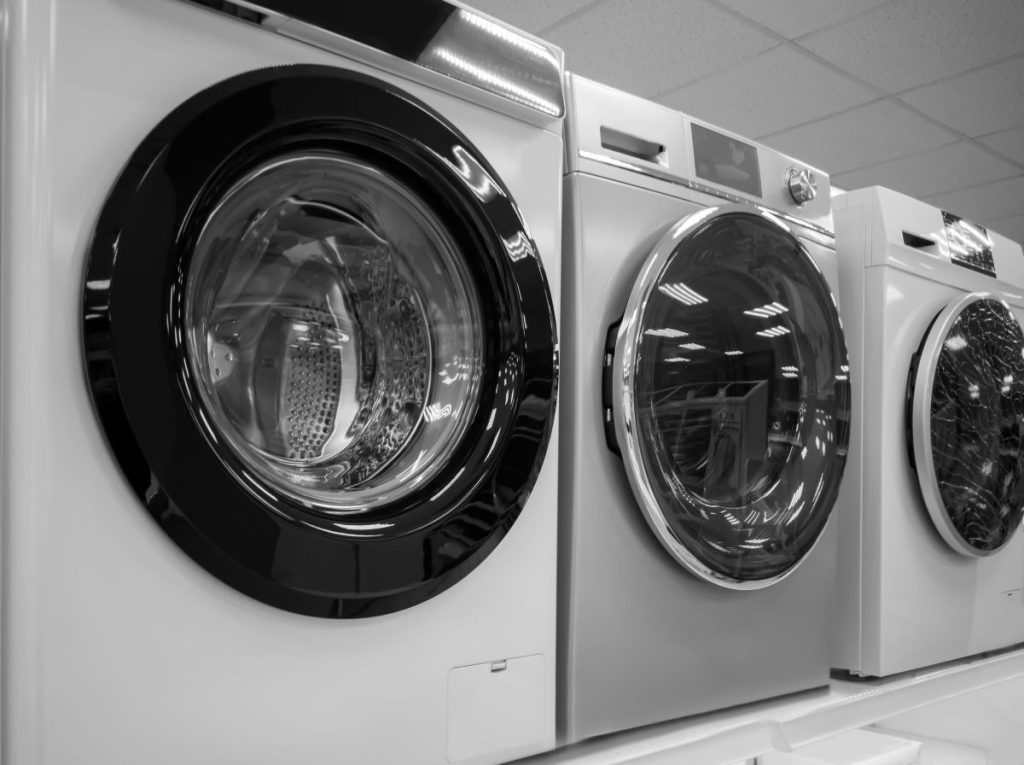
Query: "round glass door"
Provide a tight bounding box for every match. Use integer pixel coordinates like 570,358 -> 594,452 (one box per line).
909,294 -> 1024,556
184,152 -> 484,513
82,65 -> 557,617
609,207 -> 850,588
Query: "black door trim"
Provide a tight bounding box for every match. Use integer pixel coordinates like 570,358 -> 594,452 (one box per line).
82,65 -> 557,618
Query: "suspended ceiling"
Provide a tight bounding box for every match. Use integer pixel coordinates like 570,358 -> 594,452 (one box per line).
468,0 -> 1024,246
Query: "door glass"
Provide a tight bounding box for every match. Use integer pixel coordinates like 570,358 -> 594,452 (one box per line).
629,212 -> 849,581
928,298 -> 1024,551
185,152 -> 483,513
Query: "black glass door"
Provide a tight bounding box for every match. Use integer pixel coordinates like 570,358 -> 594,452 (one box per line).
82,65 -> 557,617
909,295 -> 1024,555
607,207 -> 850,588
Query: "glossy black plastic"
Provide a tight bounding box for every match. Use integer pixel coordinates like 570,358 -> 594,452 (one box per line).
603,322 -> 622,456
627,213 -> 850,582
82,65 -> 557,618
911,298 -> 1024,551
187,0 -> 457,60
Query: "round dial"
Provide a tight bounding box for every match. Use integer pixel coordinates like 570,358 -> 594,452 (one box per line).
786,167 -> 818,206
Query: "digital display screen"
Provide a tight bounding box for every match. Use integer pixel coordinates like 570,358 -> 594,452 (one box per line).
943,211 -> 995,277
692,123 -> 762,198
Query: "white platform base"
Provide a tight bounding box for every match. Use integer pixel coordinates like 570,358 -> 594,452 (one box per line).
513,644 -> 1024,765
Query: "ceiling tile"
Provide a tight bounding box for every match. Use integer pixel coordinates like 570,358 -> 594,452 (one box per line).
546,0 -> 776,97
832,142 -> 1019,199
658,46 -> 876,138
901,57 -> 1024,137
763,100 -> 957,175
988,214 -> 1024,245
462,0 -> 597,34
923,174 -> 1024,223
980,126 -> 1024,166
799,0 -> 1024,93
714,0 -> 890,40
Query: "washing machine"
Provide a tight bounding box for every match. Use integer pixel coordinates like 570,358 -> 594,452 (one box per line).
559,75 -> 850,743
832,186 -> 1024,678
0,1 -> 564,763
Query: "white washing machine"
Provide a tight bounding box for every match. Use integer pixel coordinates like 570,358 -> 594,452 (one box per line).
832,186 -> 1024,678
559,75 -> 850,743
0,2 -> 564,763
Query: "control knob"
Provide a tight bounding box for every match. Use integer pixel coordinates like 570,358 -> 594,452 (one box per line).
786,167 -> 817,206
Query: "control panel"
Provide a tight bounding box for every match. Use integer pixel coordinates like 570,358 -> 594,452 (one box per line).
943,210 -> 996,277
566,74 -> 833,233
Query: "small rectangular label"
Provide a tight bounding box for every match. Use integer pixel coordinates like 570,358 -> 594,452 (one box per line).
692,123 -> 762,198
943,211 -> 995,277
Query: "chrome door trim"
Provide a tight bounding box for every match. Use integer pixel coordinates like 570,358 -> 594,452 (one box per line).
610,204 -> 837,590
911,292 -> 1021,557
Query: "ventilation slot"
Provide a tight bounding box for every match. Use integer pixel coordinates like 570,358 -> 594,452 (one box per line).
902,232 -> 936,250
600,127 -> 667,166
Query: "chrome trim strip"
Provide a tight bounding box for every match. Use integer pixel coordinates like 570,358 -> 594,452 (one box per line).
179,0 -> 566,117
578,149 -> 834,240
911,292 -> 1020,558
610,204 -> 837,591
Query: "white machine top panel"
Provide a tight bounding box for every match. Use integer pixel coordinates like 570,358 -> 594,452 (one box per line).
565,74 -> 833,235
835,186 -> 1024,287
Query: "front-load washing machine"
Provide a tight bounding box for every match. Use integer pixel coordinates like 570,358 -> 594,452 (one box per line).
1,2 -> 563,763
832,186 -> 1024,678
559,75 -> 850,743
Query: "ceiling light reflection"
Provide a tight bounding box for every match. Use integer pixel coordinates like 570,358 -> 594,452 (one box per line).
945,335 -> 968,351
744,301 -> 789,318
502,231 -> 535,261
458,10 -> 561,68
757,325 -> 790,338
427,47 -> 562,115
645,328 -> 688,338
658,282 -> 709,306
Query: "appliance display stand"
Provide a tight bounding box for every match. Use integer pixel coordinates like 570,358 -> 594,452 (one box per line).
515,645 -> 1024,764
